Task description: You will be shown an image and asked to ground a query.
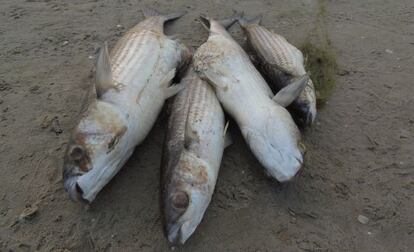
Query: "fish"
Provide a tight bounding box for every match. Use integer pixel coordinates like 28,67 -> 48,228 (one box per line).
161,67 -> 226,245
238,15 -> 317,128
193,14 -> 307,182
63,8 -> 192,203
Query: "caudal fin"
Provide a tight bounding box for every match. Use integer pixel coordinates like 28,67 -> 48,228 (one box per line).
142,7 -> 187,22
237,14 -> 262,28
199,11 -> 243,30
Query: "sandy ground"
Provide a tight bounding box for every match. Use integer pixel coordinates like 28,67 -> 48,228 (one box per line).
1,0 -> 414,251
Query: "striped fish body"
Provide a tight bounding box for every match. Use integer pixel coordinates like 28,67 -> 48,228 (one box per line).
242,23 -> 317,127
194,19 -> 304,182
162,69 -> 225,244
63,11 -> 191,203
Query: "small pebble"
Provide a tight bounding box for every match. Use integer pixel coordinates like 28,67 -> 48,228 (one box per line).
62,40 -> 69,46
357,214 -> 369,224
385,49 -> 393,54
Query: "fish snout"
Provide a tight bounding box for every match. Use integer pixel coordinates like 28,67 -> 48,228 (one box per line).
289,100 -> 317,128
166,222 -> 184,245
63,175 -> 86,203
164,190 -> 192,245
273,152 -> 303,183
166,219 -> 195,245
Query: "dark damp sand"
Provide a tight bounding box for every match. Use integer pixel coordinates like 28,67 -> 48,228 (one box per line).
0,0 -> 413,251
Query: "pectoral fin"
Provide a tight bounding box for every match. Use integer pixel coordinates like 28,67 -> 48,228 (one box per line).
164,84 -> 186,99
162,68 -> 185,99
96,42 -> 116,97
223,121 -> 233,148
272,74 -> 309,107
224,133 -> 233,148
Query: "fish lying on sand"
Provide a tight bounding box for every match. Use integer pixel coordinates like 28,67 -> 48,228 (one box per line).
238,15 -> 317,128
63,8 -> 191,203
194,14 -> 307,182
162,68 -> 226,244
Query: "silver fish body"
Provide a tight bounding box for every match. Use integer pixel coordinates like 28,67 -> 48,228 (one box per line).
162,69 -> 225,244
239,18 -> 317,127
63,9 -> 191,203
194,18 -> 304,182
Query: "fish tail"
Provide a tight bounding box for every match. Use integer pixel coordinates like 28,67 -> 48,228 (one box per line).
237,14 -> 263,28
220,10 -> 244,29
200,10 -> 243,30
142,7 -> 187,22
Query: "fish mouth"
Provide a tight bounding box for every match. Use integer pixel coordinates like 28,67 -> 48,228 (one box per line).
288,102 -> 315,128
272,154 -> 303,183
63,175 -> 88,203
166,220 -> 194,245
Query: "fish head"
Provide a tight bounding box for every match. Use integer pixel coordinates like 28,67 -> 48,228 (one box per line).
63,102 -> 128,203
163,152 -> 212,245
289,99 -> 317,128
242,115 -> 304,182
289,79 -> 317,128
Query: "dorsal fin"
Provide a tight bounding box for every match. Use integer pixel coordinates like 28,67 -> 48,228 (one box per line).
95,42 -> 115,97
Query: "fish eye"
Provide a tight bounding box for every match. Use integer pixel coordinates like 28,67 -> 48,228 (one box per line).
171,191 -> 189,210
69,145 -> 85,161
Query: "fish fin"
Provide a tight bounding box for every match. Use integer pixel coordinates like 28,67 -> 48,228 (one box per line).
223,121 -> 230,137
161,68 -> 177,87
218,11 -> 244,29
164,84 -> 186,99
95,41 -> 115,97
223,121 -> 233,148
198,17 -> 210,31
272,74 -> 309,107
198,15 -> 211,30
237,14 -> 263,28
142,7 -> 186,21
163,69 -> 185,99
224,133 -> 233,148
200,11 -> 243,30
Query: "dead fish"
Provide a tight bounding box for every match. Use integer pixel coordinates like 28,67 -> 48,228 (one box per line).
63,8 -> 191,203
193,14 -> 307,182
162,67 -> 226,244
238,15 -> 317,128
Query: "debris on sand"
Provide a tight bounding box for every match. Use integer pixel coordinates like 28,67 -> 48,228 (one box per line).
50,116 -> 63,135
40,115 -> 63,135
357,214 -> 369,224
300,41 -> 337,104
19,205 -> 38,220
